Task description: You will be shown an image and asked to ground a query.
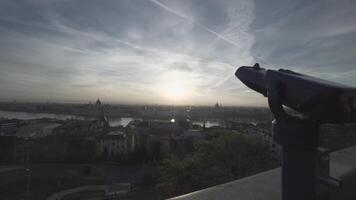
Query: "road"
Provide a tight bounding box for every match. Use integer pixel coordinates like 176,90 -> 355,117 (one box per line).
46,185 -> 108,200
0,165 -> 24,172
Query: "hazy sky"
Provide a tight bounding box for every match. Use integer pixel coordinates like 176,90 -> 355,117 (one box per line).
0,0 -> 355,105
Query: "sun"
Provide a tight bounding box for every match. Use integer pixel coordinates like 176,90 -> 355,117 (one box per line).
156,71 -> 195,102
164,81 -> 186,98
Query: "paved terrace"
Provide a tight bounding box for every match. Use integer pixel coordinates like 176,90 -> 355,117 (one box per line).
171,146 -> 356,200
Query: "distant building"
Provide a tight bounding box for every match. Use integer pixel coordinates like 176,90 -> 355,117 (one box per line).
214,101 -> 223,110
214,102 -> 220,109
128,119 -> 177,135
54,120 -> 92,137
183,129 -> 203,140
98,130 -> 133,158
176,117 -> 192,129
93,98 -> 109,129
0,135 -> 17,162
0,119 -> 21,135
16,121 -> 61,139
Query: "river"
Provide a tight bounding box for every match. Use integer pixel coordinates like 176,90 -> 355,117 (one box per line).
0,110 -> 222,128
0,110 -> 134,127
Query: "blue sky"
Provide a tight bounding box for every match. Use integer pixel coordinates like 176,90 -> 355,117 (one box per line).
0,0 -> 355,105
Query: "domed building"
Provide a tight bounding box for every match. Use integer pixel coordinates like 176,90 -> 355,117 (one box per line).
90,98 -> 109,130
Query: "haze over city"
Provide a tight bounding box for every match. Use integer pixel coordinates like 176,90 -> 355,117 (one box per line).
0,0 -> 355,105
2,1 -> 356,200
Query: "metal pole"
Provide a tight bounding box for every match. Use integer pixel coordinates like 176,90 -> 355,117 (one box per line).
281,146 -> 317,200
272,118 -> 319,200
25,138 -> 31,200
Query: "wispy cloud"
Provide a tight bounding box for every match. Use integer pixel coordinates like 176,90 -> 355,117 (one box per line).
0,0 -> 354,105
150,0 -> 242,47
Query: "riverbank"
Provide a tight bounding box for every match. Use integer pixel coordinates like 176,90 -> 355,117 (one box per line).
0,110 -> 134,127
0,110 -> 225,128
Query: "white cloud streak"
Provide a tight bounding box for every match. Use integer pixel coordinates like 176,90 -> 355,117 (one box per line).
3,0 -> 354,106
150,0 -> 242,47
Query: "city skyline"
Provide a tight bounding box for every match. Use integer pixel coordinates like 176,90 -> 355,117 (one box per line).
0,0 -> 356,106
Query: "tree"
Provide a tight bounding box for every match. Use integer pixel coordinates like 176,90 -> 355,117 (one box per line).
158,130 -> 278,196
158,157 -> 200,195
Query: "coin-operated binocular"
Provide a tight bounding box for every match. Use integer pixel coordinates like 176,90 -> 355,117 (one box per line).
235,63 -> 356,200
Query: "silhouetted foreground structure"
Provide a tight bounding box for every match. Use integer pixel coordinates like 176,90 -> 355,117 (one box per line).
233,64 -> 356,200
170,145 -> 356,200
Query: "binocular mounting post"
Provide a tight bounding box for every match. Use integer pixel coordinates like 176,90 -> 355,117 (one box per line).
268,81 -> 319,200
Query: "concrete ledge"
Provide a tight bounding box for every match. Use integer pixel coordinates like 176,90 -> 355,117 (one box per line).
170,146 -> 356,200
329,146 -> 356,200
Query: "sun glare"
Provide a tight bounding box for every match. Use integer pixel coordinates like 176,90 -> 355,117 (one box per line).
164,81 -> 186,98
156,71 -> 195,102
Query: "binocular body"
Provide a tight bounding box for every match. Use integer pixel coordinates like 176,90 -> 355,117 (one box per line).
236,64 -> 356,123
